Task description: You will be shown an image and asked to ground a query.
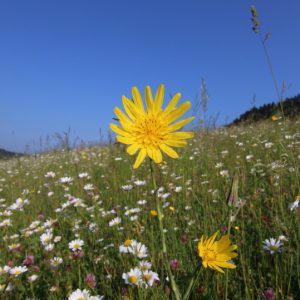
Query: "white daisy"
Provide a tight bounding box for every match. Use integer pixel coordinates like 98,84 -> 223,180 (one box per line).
40,231 -> 53,245
68,288 -> 90,300
68,239 -> 84,252
142,270 -> 160,288
108,217 -> 121,227
50,257 -> 63,267
122,268 -> 142,286
121,185 -> 133,191
134,180 -> 146,186
59,177 -> 73,184
9,266 -> 28,277
263,238 -> 283,254
119,239 -> 135,253
129,241 -> 148,259
139,261 -> 152,272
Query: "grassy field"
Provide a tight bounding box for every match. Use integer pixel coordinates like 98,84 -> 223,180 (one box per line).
0,118 -> 299,299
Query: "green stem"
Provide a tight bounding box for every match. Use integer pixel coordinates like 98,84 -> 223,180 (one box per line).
183,265 -> 202,300
150,160 -> 182,300
258,32 -> 285,119
224,208 -> 233,300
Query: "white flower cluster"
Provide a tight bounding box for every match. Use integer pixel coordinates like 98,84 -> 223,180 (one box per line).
68,288 -> 104,300
120,240 -> 159,288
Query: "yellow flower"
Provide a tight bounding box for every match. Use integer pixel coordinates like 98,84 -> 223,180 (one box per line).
110,84 -> 194,169
150,210 -> 158,216
198,231 -> 238,273
271,115 -> 279,121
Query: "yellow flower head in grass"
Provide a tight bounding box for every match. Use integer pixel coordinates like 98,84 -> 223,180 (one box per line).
110,84 -> 194,169
198,231 -> 238,273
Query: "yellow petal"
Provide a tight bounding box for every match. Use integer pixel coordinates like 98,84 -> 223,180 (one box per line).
166,132 -> 194,140
214,261 -> 236,269
127,144 -> 140,155
133,149 -> 147,169
167,116 -> 195,132
114,107 -> 133,128
162,92 -> 181,115
208,262 -> 224,273
153,84 -> 164,114
159,143 -> 179,159
152,148 -> 163,163
165,101 -> 192,124
132,86 -> 145,113
110,123 -> 131,137
145,85 -> 154,114
116,135 -> 134,145
122,96 -> 144,121
146,147 -> 154,160
207,231 -> 219,248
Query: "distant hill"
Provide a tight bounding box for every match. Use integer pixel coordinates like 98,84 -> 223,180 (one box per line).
228,94 -> 300,126
0,148 -> 21,159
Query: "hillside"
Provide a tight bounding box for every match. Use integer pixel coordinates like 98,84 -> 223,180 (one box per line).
229,94 -> 300,126
0,148 -> 20,159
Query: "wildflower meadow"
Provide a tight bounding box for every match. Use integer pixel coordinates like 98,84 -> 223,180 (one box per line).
0,83 -> 299,299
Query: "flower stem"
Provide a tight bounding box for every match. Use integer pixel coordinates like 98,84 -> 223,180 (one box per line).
150,160 -> 182,300
224,208 -> 233,300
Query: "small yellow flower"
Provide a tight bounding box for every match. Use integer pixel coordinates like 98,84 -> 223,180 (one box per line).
110,84 -> 194,169
169,206 -> 175,212
198,231 -> 238,273
271,115 -> 279,121
150,210 -> 158,217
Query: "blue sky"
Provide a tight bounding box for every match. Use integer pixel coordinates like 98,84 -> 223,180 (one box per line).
0,1 -> 299,152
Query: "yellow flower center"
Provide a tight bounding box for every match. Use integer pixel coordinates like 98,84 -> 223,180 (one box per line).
124,239 -> 132,247
15,270 -> 22,275
270,245 -> 278,251
144,274 -> 152,281
128,275 -> 138,284
134,117 -> 166,147
203,249 -> 217,261
76,298 -> 84,300
73,243 -> 80,249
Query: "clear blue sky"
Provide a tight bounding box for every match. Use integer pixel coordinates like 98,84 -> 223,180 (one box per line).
1,1 -> 299,152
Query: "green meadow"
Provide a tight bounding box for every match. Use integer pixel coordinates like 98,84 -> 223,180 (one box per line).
0,117 -> 299,299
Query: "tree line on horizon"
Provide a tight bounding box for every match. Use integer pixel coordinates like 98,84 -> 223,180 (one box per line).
228,94 -> 300,126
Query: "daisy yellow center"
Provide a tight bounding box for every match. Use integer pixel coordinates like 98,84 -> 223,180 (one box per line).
144,274 -> 152,281
134,117 -> 166,147
73,243 -> 80,249
128,275 -> 138,284
14,270 -> 22,275
76,297 -> 84,300
270,245 -> 278,251
124,239 -> 132,247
